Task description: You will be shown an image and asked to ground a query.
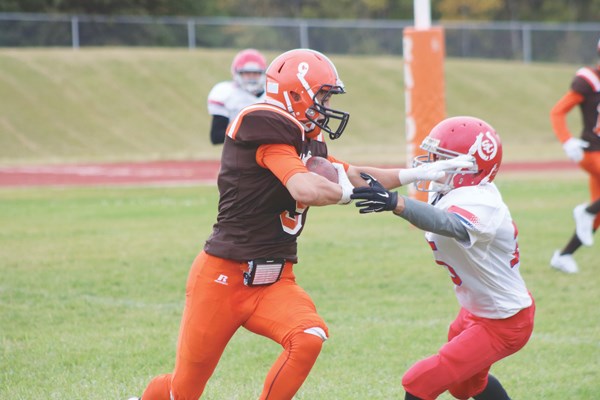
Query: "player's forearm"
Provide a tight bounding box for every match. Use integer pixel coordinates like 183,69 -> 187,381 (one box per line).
550,90 -> 582,143
347,166 -> 401,189
393,196 -> 469,241
286,172 -> 345,206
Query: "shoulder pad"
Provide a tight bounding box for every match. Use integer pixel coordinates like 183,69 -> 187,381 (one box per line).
574,67 -> 600,93
207,81 -> 235,103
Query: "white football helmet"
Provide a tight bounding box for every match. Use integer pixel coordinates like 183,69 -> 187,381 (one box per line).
231,49 -> 267,96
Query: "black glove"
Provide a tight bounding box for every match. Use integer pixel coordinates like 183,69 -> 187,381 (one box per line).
351,172 -> 398,214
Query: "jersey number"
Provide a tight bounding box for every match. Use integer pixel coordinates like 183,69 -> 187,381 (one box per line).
280,201 -> 307,235
431,221 -> 521,286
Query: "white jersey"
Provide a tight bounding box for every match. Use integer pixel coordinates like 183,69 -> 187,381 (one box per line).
207,81 -> 264,121
425,183 -> 532,319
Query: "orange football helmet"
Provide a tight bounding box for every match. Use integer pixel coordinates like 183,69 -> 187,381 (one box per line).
264,48 -> 350,140
413,116 -> 503,193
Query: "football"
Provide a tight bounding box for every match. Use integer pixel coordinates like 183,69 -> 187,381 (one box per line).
306,156 -> 339,183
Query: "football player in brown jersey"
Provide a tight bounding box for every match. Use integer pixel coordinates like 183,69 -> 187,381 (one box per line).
550,37 -> 600,274
128,48 -> 469,400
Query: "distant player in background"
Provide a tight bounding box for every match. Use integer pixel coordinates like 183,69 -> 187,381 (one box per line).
207,48 -> 267,144
351,116 -> 535,400
549,37 -> 600,274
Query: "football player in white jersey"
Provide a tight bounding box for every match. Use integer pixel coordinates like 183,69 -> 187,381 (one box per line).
351,116 -> 535,400
207,49 -> 267,144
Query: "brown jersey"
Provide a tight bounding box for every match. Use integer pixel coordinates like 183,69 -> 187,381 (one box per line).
572,67 -> 600,151
204,104 -> 330,262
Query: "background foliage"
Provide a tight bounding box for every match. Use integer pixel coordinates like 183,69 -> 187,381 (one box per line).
1,0 -> 600,22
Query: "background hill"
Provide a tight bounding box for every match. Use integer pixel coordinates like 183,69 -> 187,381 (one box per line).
0,48 -> 581,166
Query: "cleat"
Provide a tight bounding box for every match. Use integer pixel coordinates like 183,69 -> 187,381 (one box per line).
550,250 -> 579,274
573,203 -> 594,246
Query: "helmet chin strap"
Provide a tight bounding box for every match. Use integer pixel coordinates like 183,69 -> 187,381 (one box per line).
430,181 -> 452,194
304,122 -> 323,139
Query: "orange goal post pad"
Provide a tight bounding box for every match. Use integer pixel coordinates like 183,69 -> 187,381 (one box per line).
403,26 -> 446,201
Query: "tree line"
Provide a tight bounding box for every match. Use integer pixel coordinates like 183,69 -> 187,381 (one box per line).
2,0 -> 600,22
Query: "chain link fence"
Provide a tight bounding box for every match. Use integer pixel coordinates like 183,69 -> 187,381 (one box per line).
1,13 -> 599,63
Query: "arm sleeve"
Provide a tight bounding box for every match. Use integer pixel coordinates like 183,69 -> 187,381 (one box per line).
550,90 -> 584,143
210,115 -> 230,144
395,196 -> 469,241
256,144 -> 307,185
327,154 -> 350,171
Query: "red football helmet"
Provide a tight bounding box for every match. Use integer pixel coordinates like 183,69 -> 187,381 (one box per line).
231,49 -> 267,96
413,116 -> 503,193
264,48 -> 350,140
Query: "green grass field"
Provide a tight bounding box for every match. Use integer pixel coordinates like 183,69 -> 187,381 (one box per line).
1,48 -> 598,399
1,177 -> 598,399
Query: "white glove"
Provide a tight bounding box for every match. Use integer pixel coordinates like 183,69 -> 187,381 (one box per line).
562,137 -> 589,163
398,155 -> 475,185
332,163 -> 354,205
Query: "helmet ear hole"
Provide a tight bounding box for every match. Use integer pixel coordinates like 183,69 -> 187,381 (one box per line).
290,91 -> 301,101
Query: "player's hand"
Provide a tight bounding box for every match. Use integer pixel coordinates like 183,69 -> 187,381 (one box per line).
562,137 -> 589,163
398,155 -> 475,184
332,163 -> 354,205
351,173 -> 398,213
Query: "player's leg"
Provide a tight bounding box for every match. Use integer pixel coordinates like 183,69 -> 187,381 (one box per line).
585,153 -> 600,231
551,152 -> 600,272
403,375 -> 510,400
574,152 -> 600,245
472,374 -> 510,400
402,308 -> 485,399
449,304 -> 534,399
140,252 -> 245,400
243,265 -> 328,400
402,305 -> 534,400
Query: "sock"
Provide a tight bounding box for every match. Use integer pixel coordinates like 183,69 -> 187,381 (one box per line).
585,198 -> 600,214
473,375 -> 510,400
562,233 -> 582,255
405,393 -> 422,400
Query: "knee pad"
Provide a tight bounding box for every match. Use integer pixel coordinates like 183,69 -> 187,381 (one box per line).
284,328 -> 325,365
304,326 -> 328,341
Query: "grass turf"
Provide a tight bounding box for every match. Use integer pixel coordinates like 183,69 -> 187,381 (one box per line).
1,176 -> 598,399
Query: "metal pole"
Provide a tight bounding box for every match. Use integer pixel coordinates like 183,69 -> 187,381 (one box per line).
522,24 -> 531,63
187,19 -> 195,50
299,20 -> 309,48
71,16 -> 79,49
